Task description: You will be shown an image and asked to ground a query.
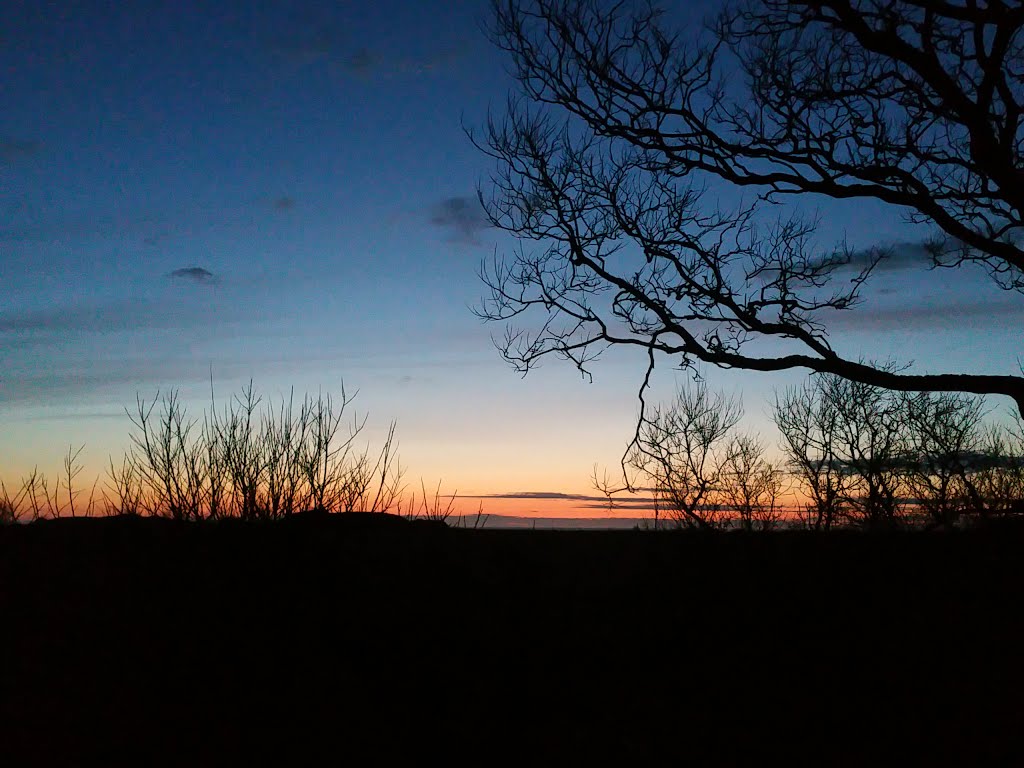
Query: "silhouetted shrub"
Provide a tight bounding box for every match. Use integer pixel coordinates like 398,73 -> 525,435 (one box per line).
1,382 -> 404,522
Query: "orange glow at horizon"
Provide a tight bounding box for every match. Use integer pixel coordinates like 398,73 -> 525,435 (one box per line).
0,459 -> 812,521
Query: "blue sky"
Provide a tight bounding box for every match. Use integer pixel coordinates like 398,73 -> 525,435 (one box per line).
2,0 -> 1021,515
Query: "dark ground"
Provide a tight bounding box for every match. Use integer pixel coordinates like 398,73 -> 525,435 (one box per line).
1,513 -> 1021,765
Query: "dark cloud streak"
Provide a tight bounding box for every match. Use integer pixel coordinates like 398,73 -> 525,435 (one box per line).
168,266 -> 216,284
465,490 -> 659,504
843,240 -> 935,272
827,295 -> 1024,332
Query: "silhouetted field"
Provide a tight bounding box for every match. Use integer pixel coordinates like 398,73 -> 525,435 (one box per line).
2,514 -> 1021,764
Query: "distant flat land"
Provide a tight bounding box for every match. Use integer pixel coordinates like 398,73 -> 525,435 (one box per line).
1,514 -> 1021,764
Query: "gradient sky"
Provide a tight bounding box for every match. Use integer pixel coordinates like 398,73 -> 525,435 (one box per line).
2,0 -> 1022,518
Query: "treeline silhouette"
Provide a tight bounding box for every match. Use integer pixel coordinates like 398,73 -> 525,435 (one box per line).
600,374 -> 1024,531
777,375 -> 1024,529
5,376 -> 1024,531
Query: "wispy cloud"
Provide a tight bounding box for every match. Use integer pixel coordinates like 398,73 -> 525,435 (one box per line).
9,408 -> 133,422
0,286 -> 235,339
269,28 -> 347,63
0,360 -> 225,407
430,196 -> 491,244
0,216 -> 155,243
267,23 -> 466,80
0,196 -> 283,245
0,137 -> 40,162
0,302 -> 143,335
0,294 -> 255,406
342,45 -> 465,78
827,294 -> 1024,333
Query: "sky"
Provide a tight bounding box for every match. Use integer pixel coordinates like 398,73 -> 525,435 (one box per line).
2,0 -> 1022,519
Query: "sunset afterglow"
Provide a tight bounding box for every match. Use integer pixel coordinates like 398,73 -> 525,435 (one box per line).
3,0 -> 1022,522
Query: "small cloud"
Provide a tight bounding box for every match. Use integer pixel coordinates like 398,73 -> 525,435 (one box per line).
345,48 -> 377,74
15,409 -> 129,422
266,24 -> 347,63
347,43 -> 466,78
273,196 -> 296,212
402,42 -> 467,74
397,375 -> 414,386
0,137 -> 40,162
168,266 -> 216,284
430,196 -> 491,244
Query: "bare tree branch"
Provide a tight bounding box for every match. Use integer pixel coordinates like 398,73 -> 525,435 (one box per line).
475,0 -> 1024,415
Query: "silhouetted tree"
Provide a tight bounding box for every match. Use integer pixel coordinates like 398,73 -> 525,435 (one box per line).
900,391 -> 988,527
775,374 -> 1024,526
775,374 -> 908,527
825,376 -> 908,526
974,420 -> 1024,515
474,0 -> 1024,414
773,380 -> 847,529
721,433 -> 785,530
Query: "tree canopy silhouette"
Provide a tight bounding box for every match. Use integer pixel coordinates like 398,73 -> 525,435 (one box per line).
473,0 -> 1024,413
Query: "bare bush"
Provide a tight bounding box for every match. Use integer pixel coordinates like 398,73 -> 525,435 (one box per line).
0,446 -> 100,522
0,480 -> 27,524
126,390 -> 208,520
607,380 -> 743,528
259,389 -> 310,519
104,454 -> 145,517
121,382 -> 403,520
399,479 -> 458,523
1,383 -> 403,523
